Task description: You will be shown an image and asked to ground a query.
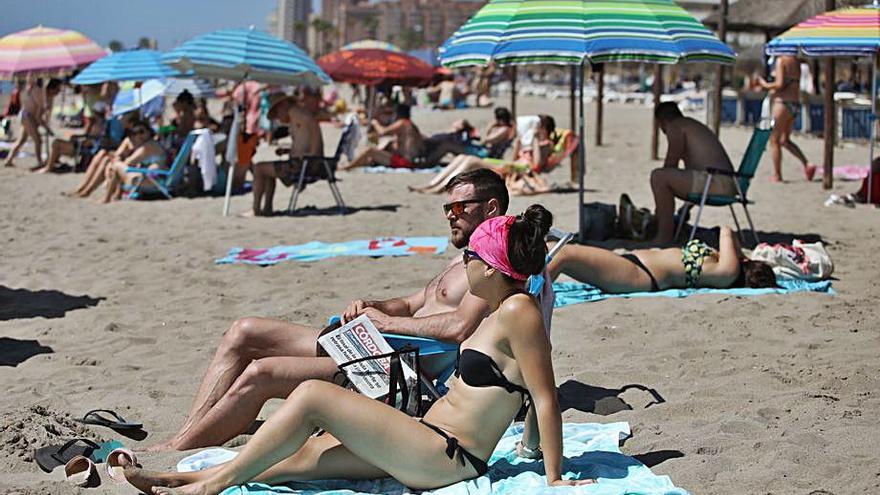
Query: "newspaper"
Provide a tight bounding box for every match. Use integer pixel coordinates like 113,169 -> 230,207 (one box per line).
317,315 -> 416,399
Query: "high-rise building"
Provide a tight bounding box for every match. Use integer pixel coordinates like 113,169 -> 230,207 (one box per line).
276,0 -> 312,49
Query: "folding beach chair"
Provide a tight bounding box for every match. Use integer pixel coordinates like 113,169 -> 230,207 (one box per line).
382,227 -> 575,400
674,120 -> 773,244
286,122 -> 353,215
125,132 -> 197,200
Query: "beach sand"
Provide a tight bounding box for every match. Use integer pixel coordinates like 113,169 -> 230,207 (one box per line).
0,96 -> 878,494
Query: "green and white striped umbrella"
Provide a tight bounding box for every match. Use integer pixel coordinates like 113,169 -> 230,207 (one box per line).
440,0 -> 735,67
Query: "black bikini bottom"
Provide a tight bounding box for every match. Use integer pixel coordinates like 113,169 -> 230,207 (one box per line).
622,254 -> 660,292
419,419 -> 489,476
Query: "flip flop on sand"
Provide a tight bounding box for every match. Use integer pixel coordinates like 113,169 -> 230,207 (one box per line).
105,448 -> 138,483
75,409 -> 143,430
64,455 -> 98,487
34,438 -> 122,473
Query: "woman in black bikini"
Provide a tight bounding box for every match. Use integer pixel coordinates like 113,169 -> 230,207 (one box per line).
548,227 -> 778,293
125,204 -> 591,495
758,55 -> 818,183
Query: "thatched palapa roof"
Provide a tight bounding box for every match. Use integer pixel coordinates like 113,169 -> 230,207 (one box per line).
704,0 -> 865,35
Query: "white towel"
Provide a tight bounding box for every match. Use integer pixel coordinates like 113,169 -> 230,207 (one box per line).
342,113 -> 361,162
191,129 -> 218,192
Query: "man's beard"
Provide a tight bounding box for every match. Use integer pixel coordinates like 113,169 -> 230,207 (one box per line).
449,228 -> 472,249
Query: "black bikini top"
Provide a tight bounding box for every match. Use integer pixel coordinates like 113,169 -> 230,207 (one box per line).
456,348 -> 530,399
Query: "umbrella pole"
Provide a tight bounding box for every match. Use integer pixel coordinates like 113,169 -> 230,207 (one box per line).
510,66 -> 517,120
823,57 -> 835,190
869,54 -> 877,204
570,65 -> 577,183
595,63 -> 604,146
577,61 -> 586,243
651,65 -> 663,160
223,79 -> 246,217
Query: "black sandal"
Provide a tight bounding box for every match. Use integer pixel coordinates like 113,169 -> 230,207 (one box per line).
74,409 -> 142,430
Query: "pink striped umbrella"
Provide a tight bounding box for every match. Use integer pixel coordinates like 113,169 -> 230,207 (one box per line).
0,26 -> 106,78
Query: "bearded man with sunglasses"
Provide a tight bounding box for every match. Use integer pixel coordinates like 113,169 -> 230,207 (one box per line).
147,169 -> 511,452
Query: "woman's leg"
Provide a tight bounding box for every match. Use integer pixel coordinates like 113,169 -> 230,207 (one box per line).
341,148 -> 392,170
75,155 -> 111,197
71,150 -> 107,193
100,162 -> 124,203
154,380 -> 479,495
775,108 -> 816,179
3,117 -> 38,167
548,244 -> 656,293
413,155 -> 489,194
38,139 -> 73,173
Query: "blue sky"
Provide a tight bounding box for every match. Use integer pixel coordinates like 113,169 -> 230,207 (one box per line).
0,0 -> 321,50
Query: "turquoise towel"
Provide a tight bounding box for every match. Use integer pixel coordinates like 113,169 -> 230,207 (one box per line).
212,422 -> 688,495
216,237 -> 448,265
552,278 -> 834,308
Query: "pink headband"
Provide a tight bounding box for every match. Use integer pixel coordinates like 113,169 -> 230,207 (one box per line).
469,216 -> 529,281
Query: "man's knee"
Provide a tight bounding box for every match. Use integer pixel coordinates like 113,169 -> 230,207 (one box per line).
288,379 -> 333,405
231,359 -> 278,397
223,317 -> 264,353
650,168 -> 668,189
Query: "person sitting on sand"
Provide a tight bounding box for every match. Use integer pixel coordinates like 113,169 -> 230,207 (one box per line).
66,113 -> 138,198
3,78 -> 62,170
650,102 -> 737,243
250,91 -> 324,216
341,103 -> 426,171
423,107 -> 516,166
757,55 -> 818,183
548,226 -> 778,292
125,204 -> 592,495
410,115 -> 559,195
37,106 -> 110,174
146,170 -> 522,452
99,121 -> 169,203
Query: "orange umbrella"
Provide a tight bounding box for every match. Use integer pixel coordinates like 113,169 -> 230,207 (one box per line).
317,49 -> 434,87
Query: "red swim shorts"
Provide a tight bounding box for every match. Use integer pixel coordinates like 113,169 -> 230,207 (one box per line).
389,153 -> 413,169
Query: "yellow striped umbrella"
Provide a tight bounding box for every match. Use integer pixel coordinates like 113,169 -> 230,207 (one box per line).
0,26 -> 106,78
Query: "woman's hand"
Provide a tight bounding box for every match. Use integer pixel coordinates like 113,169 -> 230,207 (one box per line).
548,478 -> 596,487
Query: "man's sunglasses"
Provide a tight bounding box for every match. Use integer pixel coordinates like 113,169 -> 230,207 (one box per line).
443,198 -> 487,216
462,249 -> 483,265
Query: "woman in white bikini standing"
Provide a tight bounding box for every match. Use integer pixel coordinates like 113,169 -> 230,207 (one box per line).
758,55 -> 818,183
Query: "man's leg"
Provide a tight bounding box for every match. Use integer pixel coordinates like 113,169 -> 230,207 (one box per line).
342,148 -> 391,170
149,317 -> 326,451
251,163 -> 279,216
650,168 -> 694,243
3,118 -> 36,167
38,139 -> 72,173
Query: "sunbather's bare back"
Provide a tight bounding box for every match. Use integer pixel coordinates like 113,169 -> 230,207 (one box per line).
287,105 -> 323,157
667,117 -> 734,172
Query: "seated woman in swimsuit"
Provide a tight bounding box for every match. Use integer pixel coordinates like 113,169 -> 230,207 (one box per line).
67,113 -> 139,198
548,226 -> 778,293
410,115 -> 561,195
100,122 -> 169,203
123,205 -> 591,495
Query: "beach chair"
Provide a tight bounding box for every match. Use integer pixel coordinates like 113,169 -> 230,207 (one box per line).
674,121 -> 773,244
286,122 -> 352,215
125,132 -> 197,200
383,227 -> 575,400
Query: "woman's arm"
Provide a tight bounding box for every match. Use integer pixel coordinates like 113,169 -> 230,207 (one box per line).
758,63 -> 786,91
371,119 -> 403,137
702,226 -> 741,288
503,295 -> 591,486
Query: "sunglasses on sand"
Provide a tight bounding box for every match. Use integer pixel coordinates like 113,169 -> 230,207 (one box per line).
443,198 -> 487,216
462,249 -> 483,265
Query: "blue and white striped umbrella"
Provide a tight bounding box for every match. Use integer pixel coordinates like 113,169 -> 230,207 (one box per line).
71,49 -> 179,85
162,27 -> 330,86
110,79 -> 167,116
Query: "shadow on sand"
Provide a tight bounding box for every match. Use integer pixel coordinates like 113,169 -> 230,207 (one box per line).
0,286 -> 104,321
558,380 -> 666,416
0,337 -> 53,366
284,204 -> 402,217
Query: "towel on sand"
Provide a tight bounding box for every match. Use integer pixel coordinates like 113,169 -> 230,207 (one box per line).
552,278 -> 834,308
174,422 -> 688,495
216,237 -> 448,265
362,165 -> 442,173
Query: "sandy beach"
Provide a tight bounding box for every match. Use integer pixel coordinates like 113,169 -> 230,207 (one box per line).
1,95 -> 878,494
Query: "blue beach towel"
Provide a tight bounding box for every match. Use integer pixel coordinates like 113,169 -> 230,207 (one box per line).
552,278 -> 834,308
216,237 -> 448,265
175,422 -> 688,495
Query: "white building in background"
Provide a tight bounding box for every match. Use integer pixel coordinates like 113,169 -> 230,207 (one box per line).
276,0 -> 311,49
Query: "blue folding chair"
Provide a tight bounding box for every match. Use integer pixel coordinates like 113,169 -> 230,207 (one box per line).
674,120 -> 773,244
125,132 -> 197,200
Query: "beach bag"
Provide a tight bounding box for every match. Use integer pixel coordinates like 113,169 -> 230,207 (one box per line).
581,202 -> 617,241
750,240 -> 834,280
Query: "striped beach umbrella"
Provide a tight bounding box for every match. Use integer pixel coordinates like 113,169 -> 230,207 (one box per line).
163,78 -> 215,98
440,0 -> 736,67
71,49 -> 180,85
318,49 -> 434,86
0,26 -> 105,77
162,27 -> 330,86
342,39 -> 403,53
766,4 -> 879,57
767,3 -> 879,202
